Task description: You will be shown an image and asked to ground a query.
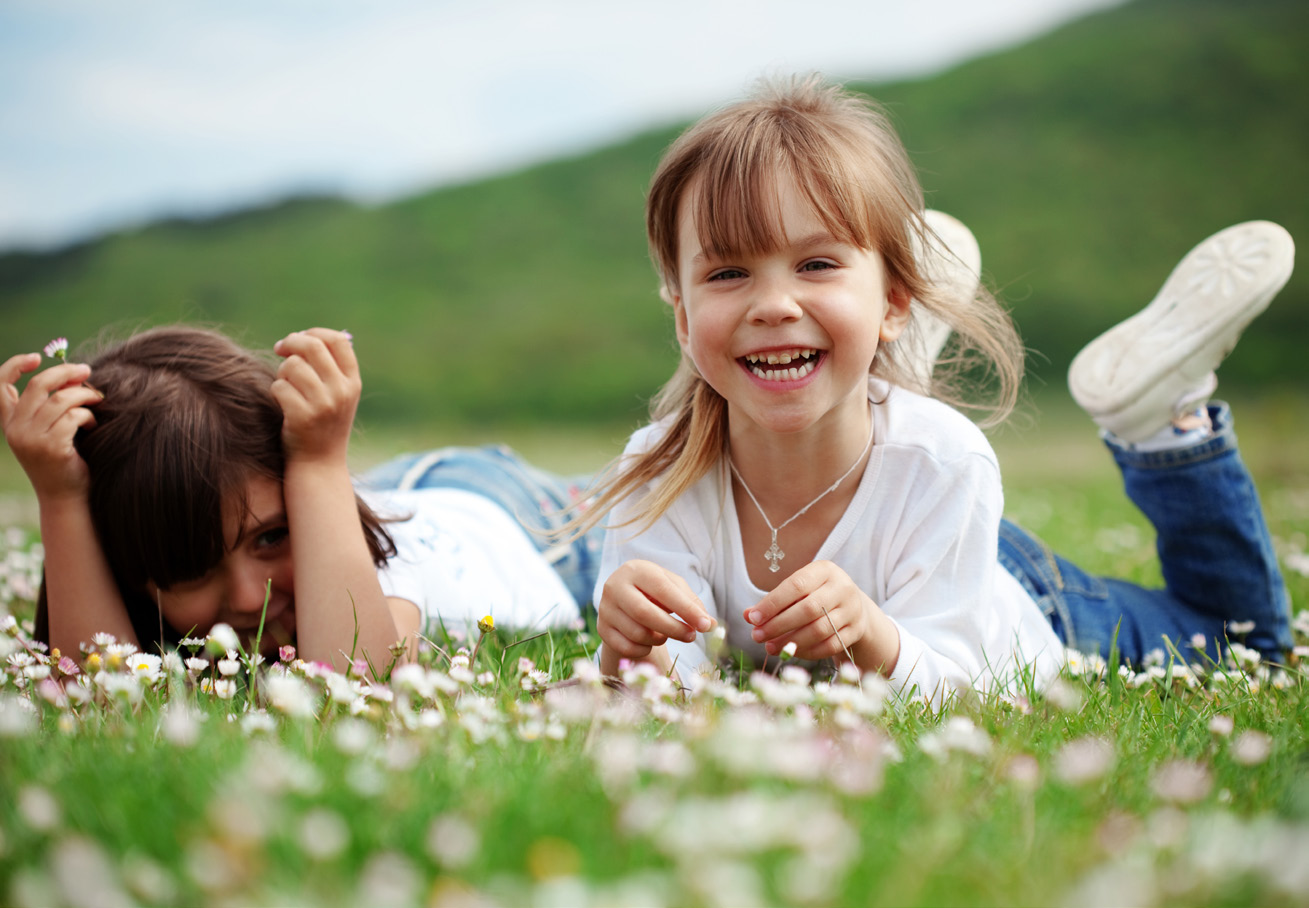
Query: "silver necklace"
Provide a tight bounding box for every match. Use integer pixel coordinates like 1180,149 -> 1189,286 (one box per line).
728,415 -> 875,573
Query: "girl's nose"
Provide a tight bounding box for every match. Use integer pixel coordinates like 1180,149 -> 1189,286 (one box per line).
747,275 -> 803,325
230,566 -> 274,615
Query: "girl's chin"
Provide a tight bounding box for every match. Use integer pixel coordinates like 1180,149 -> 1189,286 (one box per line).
250,610 -> 297,655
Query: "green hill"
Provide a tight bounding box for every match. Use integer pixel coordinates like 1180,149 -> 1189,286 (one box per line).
2,0 -> 1305,429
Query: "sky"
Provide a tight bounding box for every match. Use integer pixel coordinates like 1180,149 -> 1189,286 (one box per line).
0,0 -> 1127,252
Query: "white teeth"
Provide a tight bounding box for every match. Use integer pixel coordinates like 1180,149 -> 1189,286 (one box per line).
748,359 -> 816,381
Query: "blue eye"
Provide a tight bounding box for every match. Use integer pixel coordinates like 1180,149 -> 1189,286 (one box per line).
800,260 -> 836,272
708,268 -> 746,281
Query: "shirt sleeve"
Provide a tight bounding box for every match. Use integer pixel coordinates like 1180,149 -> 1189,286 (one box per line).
593,433 -> 717,678
876,450 -> 1021,701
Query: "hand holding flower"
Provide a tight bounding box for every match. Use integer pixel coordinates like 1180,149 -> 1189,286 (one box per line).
0,348 -> 101,501
744,560 -> 900,674
597,559 -> 716,675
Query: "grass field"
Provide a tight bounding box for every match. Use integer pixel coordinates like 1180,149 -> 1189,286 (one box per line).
1,396 -> 1307,907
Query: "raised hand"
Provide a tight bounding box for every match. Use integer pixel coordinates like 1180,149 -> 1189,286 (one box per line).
0,353 -> 101,502
271,329 -> 360,465
2,351 -> 139,653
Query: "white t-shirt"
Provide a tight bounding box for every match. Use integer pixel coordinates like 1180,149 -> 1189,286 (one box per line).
360,487 -> 580,633
596,379 -> 1065,699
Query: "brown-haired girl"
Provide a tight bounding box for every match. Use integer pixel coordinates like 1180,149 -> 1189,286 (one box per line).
1,326 -> 598,672
578,76 -> 1294,697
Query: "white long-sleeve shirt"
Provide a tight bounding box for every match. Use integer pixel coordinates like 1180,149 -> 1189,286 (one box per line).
361,487 -> 580,634
596,379 -> 1064,699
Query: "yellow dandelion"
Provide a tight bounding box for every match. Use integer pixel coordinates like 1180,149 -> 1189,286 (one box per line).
477,615 -> 495,635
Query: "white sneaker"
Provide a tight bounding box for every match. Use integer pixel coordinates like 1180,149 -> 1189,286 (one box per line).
1068,221 -> 1294,441
903,210 -> 982,388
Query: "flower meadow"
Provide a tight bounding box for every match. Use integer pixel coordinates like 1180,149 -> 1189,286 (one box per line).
2,479 -> 1309,907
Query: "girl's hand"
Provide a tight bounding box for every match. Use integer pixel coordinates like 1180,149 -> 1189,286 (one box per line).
272,329 -> 360,465
744,560 -> 900,673
0,353 -> 100,501
597,559 -> 716,672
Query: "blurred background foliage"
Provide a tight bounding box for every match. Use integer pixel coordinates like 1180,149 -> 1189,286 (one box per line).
1,0 -> 1305,431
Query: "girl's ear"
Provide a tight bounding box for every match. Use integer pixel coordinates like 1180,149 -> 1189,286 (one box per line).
670,287 -> 691,352
879,283 -> 913,343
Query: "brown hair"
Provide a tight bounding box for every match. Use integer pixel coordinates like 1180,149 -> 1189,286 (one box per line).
34,326 -> 394,648
569,75 -> 1024,537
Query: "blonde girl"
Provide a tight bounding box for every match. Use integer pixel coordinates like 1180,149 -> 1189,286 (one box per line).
579,77 -> 1293,696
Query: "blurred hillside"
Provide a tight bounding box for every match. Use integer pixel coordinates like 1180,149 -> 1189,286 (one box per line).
1,0 -> 1304,428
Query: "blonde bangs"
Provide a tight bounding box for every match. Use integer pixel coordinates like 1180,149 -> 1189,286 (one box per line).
651,76 -> 923,293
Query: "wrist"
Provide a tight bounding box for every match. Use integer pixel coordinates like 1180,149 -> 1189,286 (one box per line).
37,489 -> 91,522
281,453 -> 352,487
848,610 -> 900,677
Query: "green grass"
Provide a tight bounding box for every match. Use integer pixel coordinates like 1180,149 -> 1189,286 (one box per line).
2,400 -> 1307,907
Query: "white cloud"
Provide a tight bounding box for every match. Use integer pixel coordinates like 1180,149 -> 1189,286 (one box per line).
0,0 -> 1126,249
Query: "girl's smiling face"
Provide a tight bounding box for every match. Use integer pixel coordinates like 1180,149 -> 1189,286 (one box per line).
670,173 -> 911,439
148,475 -> 296,655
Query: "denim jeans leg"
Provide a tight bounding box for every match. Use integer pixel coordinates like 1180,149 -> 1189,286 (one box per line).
997,519 -> 1229,665
360,446 -> 603,613
1107,403 -> 1292,658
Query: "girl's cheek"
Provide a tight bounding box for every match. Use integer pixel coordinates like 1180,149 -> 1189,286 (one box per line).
159,593 -> 217,634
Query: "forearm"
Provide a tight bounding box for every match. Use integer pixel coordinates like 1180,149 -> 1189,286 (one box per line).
283,460 -> 400,674
40,496 -> 138,656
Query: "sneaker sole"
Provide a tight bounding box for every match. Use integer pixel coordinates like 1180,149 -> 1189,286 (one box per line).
1068,221 -> 1294,441
905,210 -> 982,386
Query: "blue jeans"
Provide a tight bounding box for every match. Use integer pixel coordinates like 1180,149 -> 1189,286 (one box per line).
998,403 -> 1292,665
359,445 -> 603,612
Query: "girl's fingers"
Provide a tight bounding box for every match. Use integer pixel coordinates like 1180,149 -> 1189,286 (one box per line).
635,570 -> 714,634
770,610 -> 850,656
304,327 -> 359,378
750,585 -> 835,644
277,332 -> 336,378
275,354 -> 329,409
601,607 -> 668,650
8,362 -> 93,422
275,329 -> 358,382
598,611 -> 654,659
54,405 -> 98,437
269,376 -> 314,425
275,331 -> 361,421
35,385 -> 103,432
614,581 -> 698,643
24,361 -> 91,391
0,352 -> 42,388
744,564 -> 823,627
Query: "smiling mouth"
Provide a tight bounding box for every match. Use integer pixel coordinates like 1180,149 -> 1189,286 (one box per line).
240,604 -> 294,637
740,348 -> 821,381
